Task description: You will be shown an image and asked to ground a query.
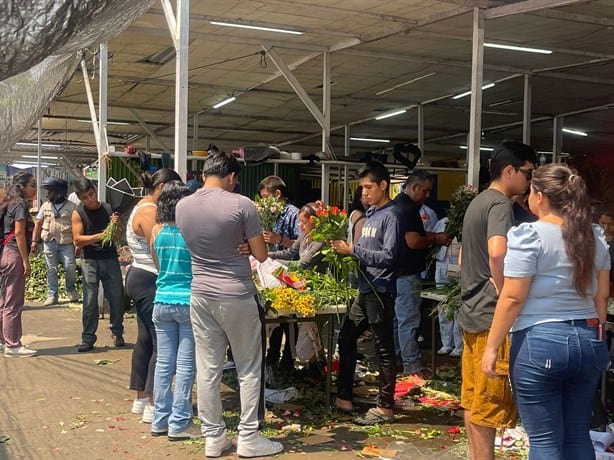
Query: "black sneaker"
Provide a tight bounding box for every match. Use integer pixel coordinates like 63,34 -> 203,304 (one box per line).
113,335 -> 125,347
77,342 -> 94,352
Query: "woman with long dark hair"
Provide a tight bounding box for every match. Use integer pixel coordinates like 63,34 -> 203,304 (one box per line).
1,172 -> 37,357
149,181 -> 200,440
483,164 -> 610,459
125,168 -> 181,423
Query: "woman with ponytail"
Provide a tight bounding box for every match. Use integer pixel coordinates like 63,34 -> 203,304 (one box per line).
0,172 -> 37,357
482,163 -> 610,459
125,168 -> 181,423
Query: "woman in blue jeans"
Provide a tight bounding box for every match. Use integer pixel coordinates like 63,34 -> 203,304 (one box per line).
149,181 -> 200,441
483,163 -> 611,460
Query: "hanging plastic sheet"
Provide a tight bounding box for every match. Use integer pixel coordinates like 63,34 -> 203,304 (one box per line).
0,0 -> 156,81
0,0 -> 156,153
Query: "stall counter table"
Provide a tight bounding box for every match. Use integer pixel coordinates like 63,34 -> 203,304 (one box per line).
265,305 -> 347,409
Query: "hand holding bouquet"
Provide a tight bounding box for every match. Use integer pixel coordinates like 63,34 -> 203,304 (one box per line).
254,195 -> 285,231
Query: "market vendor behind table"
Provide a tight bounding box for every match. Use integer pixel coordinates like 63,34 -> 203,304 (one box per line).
268,204 -> 325,272
31,177 -> 79,306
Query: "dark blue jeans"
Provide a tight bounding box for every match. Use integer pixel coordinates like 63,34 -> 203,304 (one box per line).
510,321 -> 609,460
81,257 -> 124,345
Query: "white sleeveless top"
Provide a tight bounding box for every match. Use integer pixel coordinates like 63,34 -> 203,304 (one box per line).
126,202 -> 158,274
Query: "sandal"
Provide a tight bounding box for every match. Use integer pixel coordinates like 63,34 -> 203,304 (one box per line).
352,408 -> 395,426
334,397 -> 354,413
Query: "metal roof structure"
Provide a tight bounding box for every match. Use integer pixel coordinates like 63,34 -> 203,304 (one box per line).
7,0 -> 614,174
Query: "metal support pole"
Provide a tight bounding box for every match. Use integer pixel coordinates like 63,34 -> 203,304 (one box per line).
467,7 -> 485,187
80,60 -> 101,155
263,46 -> 326,129
322,52 -> 331,155
130,109 -> 170,151
98,43 -> 109,201
36,119 -> 42,208
192,113 -> 199,151
552,116 -> 563,163
523,74 -> 532,145
321,163 -> 330,204
344,125 -> 350,158
174,0 -> 189,180
343,125 -> 349,209
417,104 -> 425,163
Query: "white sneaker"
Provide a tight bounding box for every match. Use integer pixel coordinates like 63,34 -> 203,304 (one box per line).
223,360 -> 236,370
131,397 -> 149,414
168,422 -> 203,442
237,432 -> 283,458
449,348 -> 463,358
206,431 -> 234,457
142,404 -> 154,423
43,296 -> 58,306
4,345 -> 37,358
437,346 -> 453,355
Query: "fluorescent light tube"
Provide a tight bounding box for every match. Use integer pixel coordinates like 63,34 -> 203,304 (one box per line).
350,137 -> 390,143
213,96 -> 236,109
210,21 -> 303,35
459,145 -> 494,152
485,43 -> 552,54
375,109 -> 407,120
77,119 -> 131,125
452,83 -> 495,100
16,142 -> 60,148
562,128 -> 587,137
21,155 -> 59,159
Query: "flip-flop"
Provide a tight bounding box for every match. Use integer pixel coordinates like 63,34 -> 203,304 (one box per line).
352,408 -> 395,426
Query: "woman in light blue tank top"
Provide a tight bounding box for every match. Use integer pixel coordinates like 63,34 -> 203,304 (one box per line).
149,181 -> 199,440
483,164 -> 610,459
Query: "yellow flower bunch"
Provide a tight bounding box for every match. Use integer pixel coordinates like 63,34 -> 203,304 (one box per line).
270,287 -> 316,317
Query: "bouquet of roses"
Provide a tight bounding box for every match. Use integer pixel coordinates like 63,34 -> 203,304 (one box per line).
310,206 -> 348,241
254,195 -> 285,231
310,206 -> 357,288
445,185 -> 478,242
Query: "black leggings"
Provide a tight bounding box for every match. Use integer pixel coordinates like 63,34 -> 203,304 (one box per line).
125,267 -> 157,394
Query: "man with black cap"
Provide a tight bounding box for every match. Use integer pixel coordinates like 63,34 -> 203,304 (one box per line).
32,177 -> 79,305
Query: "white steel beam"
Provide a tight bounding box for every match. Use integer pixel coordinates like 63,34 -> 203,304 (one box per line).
552,116 -> 563,163
130,109 -> 170,151
322,52 -> 331,156
523,74 -> 532,145
98,43 -> 109,201
160,0 -> 177,43
263,46 -> 326,129
467,8 -> 485,187
321,163 -> 330,204
36,119 -> 42,207
417,104 -> 425,155
485,0 -> 587,19
174,0 -> 189,180
80,60 -> 101,155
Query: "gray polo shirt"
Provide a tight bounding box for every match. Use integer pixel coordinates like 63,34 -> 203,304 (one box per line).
176,186 -> 262,300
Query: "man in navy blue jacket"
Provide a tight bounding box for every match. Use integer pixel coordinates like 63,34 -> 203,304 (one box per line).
330,161 -> 401,425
